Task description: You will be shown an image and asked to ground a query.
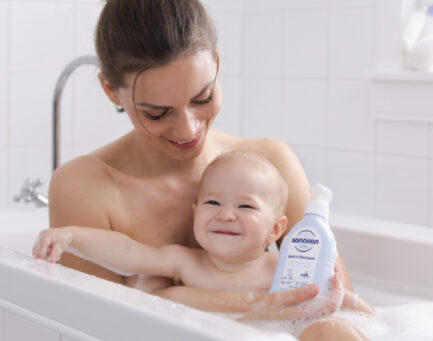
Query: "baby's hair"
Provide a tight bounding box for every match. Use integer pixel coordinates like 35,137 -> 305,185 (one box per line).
201,150 -> 289,217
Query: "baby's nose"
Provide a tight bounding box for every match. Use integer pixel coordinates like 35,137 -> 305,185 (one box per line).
216,208 -> 236,221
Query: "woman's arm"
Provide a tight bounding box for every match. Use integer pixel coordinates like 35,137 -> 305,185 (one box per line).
49,156 -> 127,283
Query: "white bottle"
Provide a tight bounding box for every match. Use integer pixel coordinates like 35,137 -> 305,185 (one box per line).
270,185 -> 337,296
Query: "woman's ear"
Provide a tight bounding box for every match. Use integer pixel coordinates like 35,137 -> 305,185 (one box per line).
99,73 -> 122,106
266,216 -> 287,245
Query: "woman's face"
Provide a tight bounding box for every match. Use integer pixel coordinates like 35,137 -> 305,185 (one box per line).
115,50 -> 221,161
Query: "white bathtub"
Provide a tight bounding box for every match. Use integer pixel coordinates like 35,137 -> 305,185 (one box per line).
0,208 -> 432,340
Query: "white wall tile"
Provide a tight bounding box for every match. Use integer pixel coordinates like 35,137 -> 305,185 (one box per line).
283,11 -> 329,78
0,2 -> 9,73
10,1 -> 74,73
213,76 -> 242,136
201,0 -> 244,12
375,154 -> 429,226
327,80 -> 374,152
0,148 -> 7,209
244,0 -> 330,12
326,150 -> 376,216
328,8 -> 375,78
430,159 -> 433,226
375,0 -> 403,70
74,73 -> 132,146
212,12 -> 243,76
4,311 -> 59,341
371,81 -> 433,119
77,0 -> 102,4
8,146 -> 51,210
243,13 -> 283,77
9,74 -> 73,148
241,77 -> 283,138
292,146 -> 327,187
0,74 -> 7,147
330,0 -> 376,8
283,79 -> 327,146
376,121 -> 429,157
75,2 -> 103,57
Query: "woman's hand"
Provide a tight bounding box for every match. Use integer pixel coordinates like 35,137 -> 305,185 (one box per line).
33,228 -> 73,262
241,265 -> 347,321
240,284 -> 320,321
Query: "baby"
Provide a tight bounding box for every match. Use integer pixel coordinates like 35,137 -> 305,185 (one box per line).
33,151 -> 289,293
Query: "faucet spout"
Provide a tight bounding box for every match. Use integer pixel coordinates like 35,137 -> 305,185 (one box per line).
52,55 -> 99,172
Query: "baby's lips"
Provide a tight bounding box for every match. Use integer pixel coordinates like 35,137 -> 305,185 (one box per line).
211,229 -> 241,235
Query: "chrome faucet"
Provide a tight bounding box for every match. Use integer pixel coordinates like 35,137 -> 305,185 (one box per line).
14,55 -> 123,207
13,178 -> 49,207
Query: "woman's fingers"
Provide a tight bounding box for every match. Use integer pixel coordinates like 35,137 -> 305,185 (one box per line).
240,284 -> 318,321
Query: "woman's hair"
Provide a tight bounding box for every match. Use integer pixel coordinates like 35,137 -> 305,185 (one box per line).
95,0 -> 218,89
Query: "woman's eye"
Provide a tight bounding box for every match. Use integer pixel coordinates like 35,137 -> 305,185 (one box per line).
239,204 -> 255,209
193,94 -> 213,106
143,110 -> 168,121
205,200 -> 220,206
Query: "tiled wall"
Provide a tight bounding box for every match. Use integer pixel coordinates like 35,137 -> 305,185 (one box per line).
1,0 -> 432,227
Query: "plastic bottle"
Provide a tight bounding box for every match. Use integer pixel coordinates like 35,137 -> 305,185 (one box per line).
269,184 -> 337,296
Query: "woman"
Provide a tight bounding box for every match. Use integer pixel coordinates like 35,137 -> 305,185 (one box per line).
50,0 -> 369,321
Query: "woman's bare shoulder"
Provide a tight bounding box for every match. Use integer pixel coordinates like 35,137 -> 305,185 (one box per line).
50,154 -> 111,190
49,154 -> 114,227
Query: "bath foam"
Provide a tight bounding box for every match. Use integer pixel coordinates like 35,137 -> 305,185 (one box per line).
335,302 -> 433,341
242,282 -> 344,338
236,301 -> 433,340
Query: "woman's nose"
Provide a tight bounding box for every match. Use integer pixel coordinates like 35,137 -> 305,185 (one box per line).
216,207 -> 236,222
175,108 -> 200,140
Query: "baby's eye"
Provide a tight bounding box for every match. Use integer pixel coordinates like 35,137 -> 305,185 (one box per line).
239,204 -> 255,209
205,200 -> 220,206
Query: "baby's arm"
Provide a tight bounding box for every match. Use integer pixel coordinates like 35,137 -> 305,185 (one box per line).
33,227 -> 185,279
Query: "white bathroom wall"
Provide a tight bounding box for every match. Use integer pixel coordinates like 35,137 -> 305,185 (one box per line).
1,0 -> 432,228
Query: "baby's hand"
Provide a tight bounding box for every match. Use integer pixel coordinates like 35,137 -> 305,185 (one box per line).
33,228 -> 72,262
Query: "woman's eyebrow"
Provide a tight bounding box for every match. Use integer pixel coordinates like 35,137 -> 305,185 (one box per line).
135,79 -> 215,109
191,79 -> 215,101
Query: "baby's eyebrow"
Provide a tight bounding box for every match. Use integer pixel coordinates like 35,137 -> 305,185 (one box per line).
134,79 -> 215,109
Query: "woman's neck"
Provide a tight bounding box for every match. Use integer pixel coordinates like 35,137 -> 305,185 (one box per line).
126,130 -> 214,176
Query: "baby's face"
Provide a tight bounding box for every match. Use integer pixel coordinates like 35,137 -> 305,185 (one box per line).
193,160 -> 278,264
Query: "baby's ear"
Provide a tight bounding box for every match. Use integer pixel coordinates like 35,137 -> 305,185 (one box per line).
266,216 -> 287,245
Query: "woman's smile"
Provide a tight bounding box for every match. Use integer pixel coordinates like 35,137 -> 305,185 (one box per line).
166,128 -> 204,149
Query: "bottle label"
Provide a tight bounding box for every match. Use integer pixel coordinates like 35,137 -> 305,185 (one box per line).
275,226 -> 322,290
